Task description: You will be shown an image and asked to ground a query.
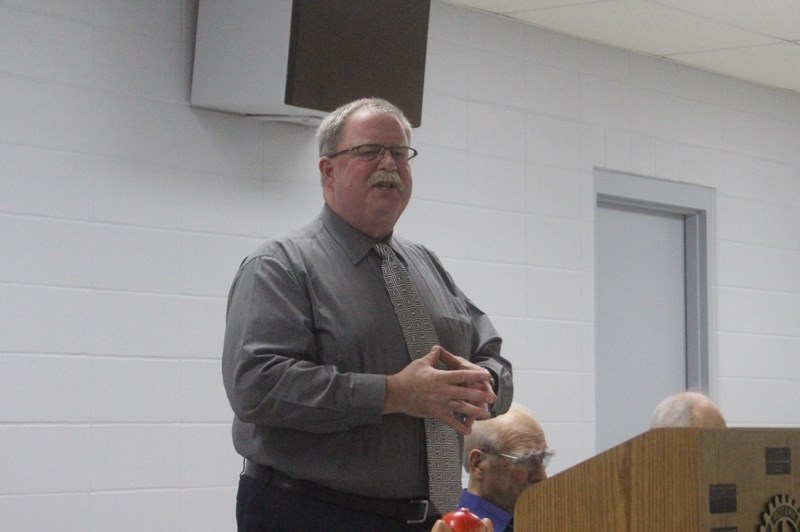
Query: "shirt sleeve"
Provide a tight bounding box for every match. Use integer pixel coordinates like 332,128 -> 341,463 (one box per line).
222,253 -> 386,433
420,244 -> 513,416
467,297 -> 514,417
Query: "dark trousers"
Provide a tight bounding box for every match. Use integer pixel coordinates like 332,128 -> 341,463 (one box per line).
236,474 -> 440,532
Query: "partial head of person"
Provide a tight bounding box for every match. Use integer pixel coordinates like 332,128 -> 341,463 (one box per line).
462,404 -> 553,514
650,391 -> 727,429
317,97 -> 417,240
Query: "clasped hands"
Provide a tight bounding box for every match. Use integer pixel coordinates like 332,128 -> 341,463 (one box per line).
384,346 -> 496,435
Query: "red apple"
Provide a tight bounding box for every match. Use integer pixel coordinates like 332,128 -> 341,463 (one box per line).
441,507 -> 484,532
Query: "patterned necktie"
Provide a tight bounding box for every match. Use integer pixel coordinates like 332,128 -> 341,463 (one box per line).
374,242 -> 461,514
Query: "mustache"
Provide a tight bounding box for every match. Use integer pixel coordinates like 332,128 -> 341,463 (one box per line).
367,170 -> 406,192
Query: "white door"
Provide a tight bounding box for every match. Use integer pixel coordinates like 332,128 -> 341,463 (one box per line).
594,170 -> 713,452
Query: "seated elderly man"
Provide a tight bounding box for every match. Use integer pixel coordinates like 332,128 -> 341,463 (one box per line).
650,391 -> 727,429
457,404 -> 552,532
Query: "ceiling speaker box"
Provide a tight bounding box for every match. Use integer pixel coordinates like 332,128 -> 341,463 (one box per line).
191,0 -> 430,127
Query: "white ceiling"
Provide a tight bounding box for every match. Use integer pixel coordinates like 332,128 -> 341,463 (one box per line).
444,0 -> 800,94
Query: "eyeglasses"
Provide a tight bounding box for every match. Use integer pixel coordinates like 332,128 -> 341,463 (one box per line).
487,449 -> 554,469
326,144 -> 418,163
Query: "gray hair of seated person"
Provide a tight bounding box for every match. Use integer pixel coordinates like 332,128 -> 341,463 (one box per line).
650,391 -> 723,428
462,404 -> 536,471
462,419 -> 502,471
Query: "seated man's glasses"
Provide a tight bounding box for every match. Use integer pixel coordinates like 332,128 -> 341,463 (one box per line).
326,144 -> 418,163
487,448 -> 555,469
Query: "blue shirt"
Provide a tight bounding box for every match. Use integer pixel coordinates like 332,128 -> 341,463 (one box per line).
456,489 -> 513,532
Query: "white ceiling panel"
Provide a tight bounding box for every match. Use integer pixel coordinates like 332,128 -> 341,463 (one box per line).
443,0 -> 800,94
675,42 -> 800,91
655,0 -> 800,40
510,0 -> 778,55
452,0 -> 602,10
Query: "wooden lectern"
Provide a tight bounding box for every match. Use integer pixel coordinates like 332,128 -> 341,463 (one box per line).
515,428 -> 800,531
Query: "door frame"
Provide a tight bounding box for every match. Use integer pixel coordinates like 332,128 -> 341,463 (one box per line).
594,169 -> 716,396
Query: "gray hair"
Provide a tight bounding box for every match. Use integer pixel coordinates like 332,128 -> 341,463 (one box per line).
650,391 -> 720,428
316,98 -> 413,157
462,417 -> 502,471
462,403 -> 539,471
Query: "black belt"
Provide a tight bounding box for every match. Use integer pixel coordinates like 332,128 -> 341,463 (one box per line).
242,459 -> 434,524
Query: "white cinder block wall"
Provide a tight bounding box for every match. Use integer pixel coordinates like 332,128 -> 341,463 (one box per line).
1,0 -> 798,530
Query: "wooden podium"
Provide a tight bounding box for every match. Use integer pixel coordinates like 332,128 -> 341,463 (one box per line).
515,428 -> 800,531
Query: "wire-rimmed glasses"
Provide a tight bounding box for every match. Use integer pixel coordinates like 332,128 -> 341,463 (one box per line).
487,448 -> 555,469
325,143 -> 418,163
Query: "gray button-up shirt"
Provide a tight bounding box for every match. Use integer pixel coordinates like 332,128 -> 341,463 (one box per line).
222,204 -> 512,499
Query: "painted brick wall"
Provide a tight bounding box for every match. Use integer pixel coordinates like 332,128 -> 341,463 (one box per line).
1,1 -> 798,530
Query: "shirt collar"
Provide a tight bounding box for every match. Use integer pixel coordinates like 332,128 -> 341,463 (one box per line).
319,204 -> 382,265
455,490 -> 513,532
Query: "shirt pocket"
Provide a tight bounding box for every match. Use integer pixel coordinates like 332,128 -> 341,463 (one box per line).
435,314 -> 475,359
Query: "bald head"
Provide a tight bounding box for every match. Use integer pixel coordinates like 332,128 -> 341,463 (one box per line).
463,404 -> 546,468
650,391 -> 727,429
462,404 -> 550,514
